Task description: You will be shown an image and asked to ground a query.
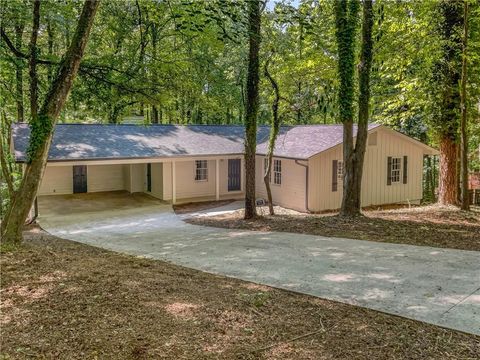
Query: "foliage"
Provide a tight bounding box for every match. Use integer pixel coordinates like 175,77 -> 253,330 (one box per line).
334,0 -> 360,123
0,0 -> 480,200
26,114 -> 53,163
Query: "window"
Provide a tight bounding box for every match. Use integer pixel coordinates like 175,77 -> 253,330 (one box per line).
273,159 -> 282,185
391,157 -> 401,183
195,160 -> 208,181
337,160 -> 344,179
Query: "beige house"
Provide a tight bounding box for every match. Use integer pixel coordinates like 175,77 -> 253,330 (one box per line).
11,123 -> 438,212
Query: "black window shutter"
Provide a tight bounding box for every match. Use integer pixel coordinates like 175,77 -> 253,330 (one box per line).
332,160 -> 338,192
403,156 -> 408,184
387,157 -> 392,186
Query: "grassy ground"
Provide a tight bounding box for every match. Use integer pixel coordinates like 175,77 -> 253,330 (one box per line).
1,226 -> 479,359
185,204 -> 480,251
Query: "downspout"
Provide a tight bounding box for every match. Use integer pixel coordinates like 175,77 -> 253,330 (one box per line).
295,159 -> 311,213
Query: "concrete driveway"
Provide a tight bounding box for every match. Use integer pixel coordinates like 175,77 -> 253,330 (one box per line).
38,192 -> 480,335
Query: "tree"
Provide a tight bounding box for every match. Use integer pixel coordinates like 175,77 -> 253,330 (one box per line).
1,0 -> 100,244
15,20 -> 25,122
339,0 -> 374,216
335,0 -> 365,216
244,0 -> 261,220
263,55 -> 281,215
460,0 -> 470,210
431,0 -> 464,206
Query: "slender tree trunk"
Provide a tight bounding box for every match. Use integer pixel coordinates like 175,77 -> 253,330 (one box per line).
244,0 -> 261,219
28,0 -> 40,120
341,0 -> 373,216
1,0 -> 100,244
263,57 -> 280,216
15,24 -> 25,122
47,16 -> 55,82
151,22 -> 159,124
439,136 -> 458,205
460,0 -> 469,210
152,106 -> 159,124
334,0 -> 360,216
0,112 -> 14,196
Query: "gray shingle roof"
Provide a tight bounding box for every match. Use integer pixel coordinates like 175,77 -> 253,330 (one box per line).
11,123 -> 381,162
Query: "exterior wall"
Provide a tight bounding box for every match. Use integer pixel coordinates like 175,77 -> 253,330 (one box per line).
175,159 -> 216,199
162,162 -> 173,201
150,163 -> 164,199
308,128 -> 424,212
87,164 -> 127,192
124,165 -> 131,191
38,165 -> 73,195
130,164 -> 145,193
160,158 -> 245,202
39,164 -> 128,195
255,156 -> 307,212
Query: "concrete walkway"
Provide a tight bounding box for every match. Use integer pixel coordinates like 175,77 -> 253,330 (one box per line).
38,193 -> 480,336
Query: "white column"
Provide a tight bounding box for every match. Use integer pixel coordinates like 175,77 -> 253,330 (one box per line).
172,161 -> 176,204
216,159 -> 220,201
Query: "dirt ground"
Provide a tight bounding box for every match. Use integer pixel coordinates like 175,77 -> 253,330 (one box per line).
1,226 -> 479,359
186,204 -> 480,251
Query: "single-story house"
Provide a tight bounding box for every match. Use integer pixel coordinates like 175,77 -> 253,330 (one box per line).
11,123 -> 438,212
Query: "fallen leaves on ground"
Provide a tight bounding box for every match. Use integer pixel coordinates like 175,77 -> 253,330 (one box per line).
0,226 -> 479,359
186,205 -> 480,251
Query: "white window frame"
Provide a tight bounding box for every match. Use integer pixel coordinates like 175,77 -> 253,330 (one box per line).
390,157 -> 402,184
273,159 -> 282,185
195,160 -> 208,181
337,160 -> 344,180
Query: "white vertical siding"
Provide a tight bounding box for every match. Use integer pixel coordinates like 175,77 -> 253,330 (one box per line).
162,162 -> 172,200
130,164 -> 145,193
255,156 -> 307,212
308,128 -> 425,212
87,164 -> 126,192
38,165 -> 73,195
124,165 -> 131,191
174,160 -> 216,199
150,163 -> 163,199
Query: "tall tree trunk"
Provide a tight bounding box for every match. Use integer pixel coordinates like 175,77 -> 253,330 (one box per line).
28,0 -> 40,120
434,0 -> 463,205
151,22 -> 159,124
0,112 -> 14,197
459,0 -> 469,210
341,0 -> 373,216
47,16 -> 55,82
152,106 -> 159,124
1,0 -> 100,244
334,0 -> 360,216
244,0 -> 261,220
439,137 -> 458,205
263,57 -> 280,216
15,23 -> 25,122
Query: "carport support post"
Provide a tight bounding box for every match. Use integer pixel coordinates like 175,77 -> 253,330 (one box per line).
172,161 -> 177,204
216,159 -> 220,201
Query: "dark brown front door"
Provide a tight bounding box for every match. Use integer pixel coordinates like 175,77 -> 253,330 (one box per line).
73,165 -> 87,193
228,159 -> 241,191
146,163 -> 152,192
